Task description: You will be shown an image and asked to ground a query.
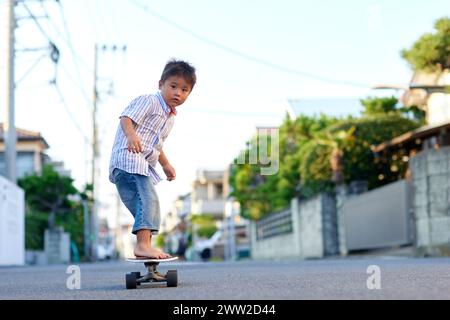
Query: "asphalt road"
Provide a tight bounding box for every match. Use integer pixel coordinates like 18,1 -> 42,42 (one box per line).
1,257 -> 450,300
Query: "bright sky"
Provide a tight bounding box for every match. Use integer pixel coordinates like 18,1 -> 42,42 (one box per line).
1,0 -> 449,227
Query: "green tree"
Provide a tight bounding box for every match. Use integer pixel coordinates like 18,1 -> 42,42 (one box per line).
189,214 -> 218,238
18,165 -> 78,230
24,211 -> 48,250
360,96 -> 398,116
230,99 -> 423,220
298,126 -> 356,198
229,113 -> 339,220
18,165 -> 87,259
155,233 -> 166,249
361,96 -> 426,124
320,115 -> 420,189
401,17 -> 450,72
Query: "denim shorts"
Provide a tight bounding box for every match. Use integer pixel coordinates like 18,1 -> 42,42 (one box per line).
112,168 -> 160,235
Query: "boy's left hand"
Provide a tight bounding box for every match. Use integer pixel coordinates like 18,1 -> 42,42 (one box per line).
162,164 -> 176,181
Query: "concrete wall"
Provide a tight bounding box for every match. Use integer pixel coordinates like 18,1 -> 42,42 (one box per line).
410,146 -> 450,255
321,193 -> 339,256
25,250 -> 48,265
250,204 -> 300,260
0,175 -> 25,266
336,186 -> 348,256
251,194 -> 338,260
45,229 -> 70,264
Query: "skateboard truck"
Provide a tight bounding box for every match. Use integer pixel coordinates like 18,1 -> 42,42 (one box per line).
125,260 -> 178,289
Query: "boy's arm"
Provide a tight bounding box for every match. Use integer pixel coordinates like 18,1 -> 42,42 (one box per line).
158,149 -> 170,167
159,149 -> 176,181
120,116 -> 142,153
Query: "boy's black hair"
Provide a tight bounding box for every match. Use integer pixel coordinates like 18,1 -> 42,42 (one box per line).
160,59 -> 197,90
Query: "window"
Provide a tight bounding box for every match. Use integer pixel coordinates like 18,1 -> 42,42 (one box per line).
17,152 -> 35,178
215,183 -> 223,198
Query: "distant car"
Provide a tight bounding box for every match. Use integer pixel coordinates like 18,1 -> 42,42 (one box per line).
193,230 -> 223,261
97,235 -> 115,260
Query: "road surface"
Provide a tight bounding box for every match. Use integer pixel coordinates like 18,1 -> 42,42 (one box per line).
1,257 -> 450,300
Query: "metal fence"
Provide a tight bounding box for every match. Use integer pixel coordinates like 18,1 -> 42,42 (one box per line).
256,209 -> 293,240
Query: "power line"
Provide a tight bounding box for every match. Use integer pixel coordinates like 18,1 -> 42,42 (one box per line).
56,0 -> 94,79
21,2 -> 53,42
17,0 -> 89,141
28,0 -> 94,75
15,0 -> 92,144
53,82 -> 91,145
15,52 -> 48,85
57,63 -> 93,109
129,0 -> 371,89
7,0 -> 92,188
39,1 -> 93,110
35,0 -> 93,112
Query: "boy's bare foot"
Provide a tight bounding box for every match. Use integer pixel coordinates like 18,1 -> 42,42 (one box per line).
134,245 -> 171,259
134,229 -> 171,259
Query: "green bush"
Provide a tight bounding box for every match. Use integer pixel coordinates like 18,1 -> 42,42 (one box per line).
298,141 -> 335,198
25,211 -> 48,250
19,165 -> 87,260
323,115 -> 420,190
155,233 -> 166,249
230,108 -> 422,220
55,205 -> 85,259
190,214 -> 218,238
230,113 -> 339,220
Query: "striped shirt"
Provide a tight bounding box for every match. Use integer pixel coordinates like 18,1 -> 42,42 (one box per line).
109,91 -> 175,185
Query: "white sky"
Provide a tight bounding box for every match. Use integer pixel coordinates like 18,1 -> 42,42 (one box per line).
1,0 -> 449,227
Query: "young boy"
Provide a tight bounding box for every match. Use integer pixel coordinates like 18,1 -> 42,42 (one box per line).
109,59 -> 196,259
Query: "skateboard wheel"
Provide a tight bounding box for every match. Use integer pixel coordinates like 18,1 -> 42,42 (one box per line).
131,272 -> 141,285
166,270 -> 177,287
126,273 -> 137,289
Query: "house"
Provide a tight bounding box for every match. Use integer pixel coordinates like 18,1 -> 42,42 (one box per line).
173,193 -> 192,220
0,124 -> 75,265
181,169 -> 225,260
222,165 -> 250,260
160,193 -> 191,236
159,193 -> 191,257
371,69 -> 450,256
191,169 -> 225,221
189,168 -> 251,260
401,70 -> 450,126
0,123 -> 49,179
373,70 -> 450,156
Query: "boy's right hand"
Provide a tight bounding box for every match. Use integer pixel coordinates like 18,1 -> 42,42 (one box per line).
126,133 -> 142,154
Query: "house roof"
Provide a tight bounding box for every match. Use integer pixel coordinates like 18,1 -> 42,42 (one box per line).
371,121 -> 450,153
0,123 -> 49,148
195,169 -> 224,184
402,70 -> 450,106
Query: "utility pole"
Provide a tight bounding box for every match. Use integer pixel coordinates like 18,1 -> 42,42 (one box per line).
115,193 -> 123,259
91,44 -> 126,261
5,0 -> 17,184
91,44 -> 99,261
82,196 -> 90,262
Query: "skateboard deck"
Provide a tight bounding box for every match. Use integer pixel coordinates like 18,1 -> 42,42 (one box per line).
125,256 -> 179,289
126,256 -> 178,263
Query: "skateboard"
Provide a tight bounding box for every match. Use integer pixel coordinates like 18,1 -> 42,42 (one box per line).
124,256 -> 178,289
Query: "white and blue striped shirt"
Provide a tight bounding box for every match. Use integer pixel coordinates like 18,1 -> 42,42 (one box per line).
109,91 -> 175,185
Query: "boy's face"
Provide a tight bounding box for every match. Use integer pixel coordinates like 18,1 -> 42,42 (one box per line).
159,75 -> 192,109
